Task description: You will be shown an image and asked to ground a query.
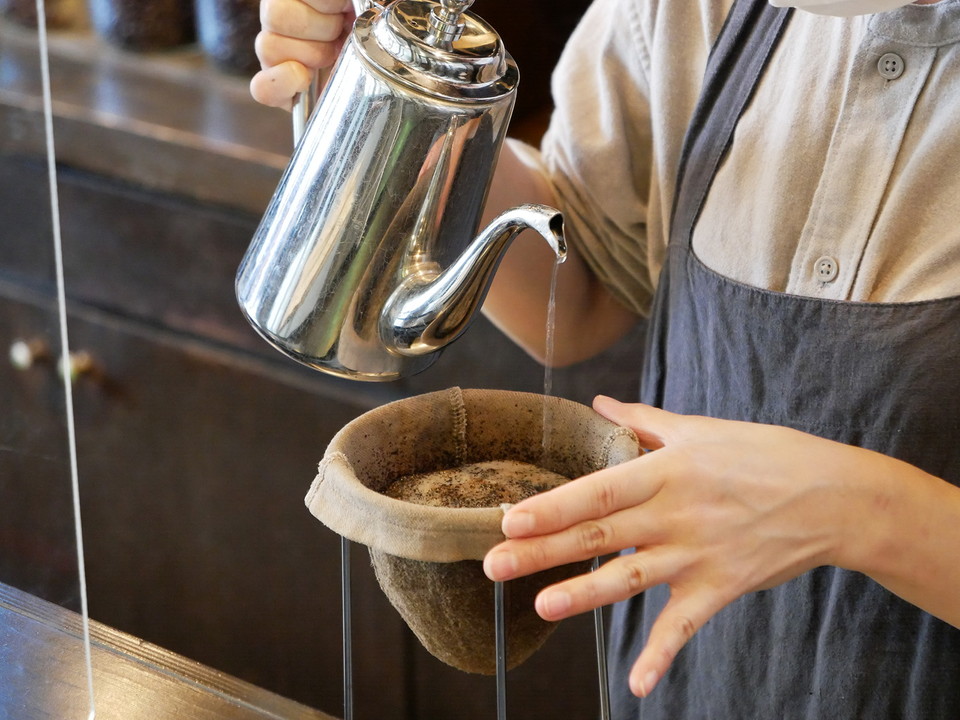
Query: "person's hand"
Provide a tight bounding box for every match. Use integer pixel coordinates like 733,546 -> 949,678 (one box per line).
250,0 -> 356,110
483,396 -> 894,698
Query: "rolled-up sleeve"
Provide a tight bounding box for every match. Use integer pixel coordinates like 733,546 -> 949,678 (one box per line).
538,0 -> 657,317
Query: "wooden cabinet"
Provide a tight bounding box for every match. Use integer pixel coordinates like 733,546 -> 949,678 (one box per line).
0,156 -> 408,716
0,289 -> 78,609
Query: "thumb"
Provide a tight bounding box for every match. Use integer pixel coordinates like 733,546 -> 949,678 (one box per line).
592,396 -> 678,450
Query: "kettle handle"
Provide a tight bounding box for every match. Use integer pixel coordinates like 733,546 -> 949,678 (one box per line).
291,75 -> 321,146
291,0 -> 373,147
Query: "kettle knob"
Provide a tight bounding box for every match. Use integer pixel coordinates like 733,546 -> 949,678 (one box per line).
430,0 -> 475,42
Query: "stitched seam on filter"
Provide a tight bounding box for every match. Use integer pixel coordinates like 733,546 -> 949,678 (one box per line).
600,426 -> 638,466
307,451 -> 349,504
450,387 -> 468,466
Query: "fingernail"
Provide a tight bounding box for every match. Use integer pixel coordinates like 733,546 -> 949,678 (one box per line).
502,510 -> 535,537
484,551 -> 517,580
640,670 -> 659,697
538,589 -> 571,619
592,395 -> 619,414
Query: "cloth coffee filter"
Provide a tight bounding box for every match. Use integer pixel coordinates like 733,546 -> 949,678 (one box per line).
306,387 -> 641,674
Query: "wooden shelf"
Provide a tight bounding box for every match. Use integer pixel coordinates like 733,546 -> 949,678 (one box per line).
0,18 -> 290,214
0,13 -> 557,218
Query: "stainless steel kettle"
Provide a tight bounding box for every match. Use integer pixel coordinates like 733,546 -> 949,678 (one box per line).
235,0 -> 566,381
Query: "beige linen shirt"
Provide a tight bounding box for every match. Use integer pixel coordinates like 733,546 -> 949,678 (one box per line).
523,0 -> 960,317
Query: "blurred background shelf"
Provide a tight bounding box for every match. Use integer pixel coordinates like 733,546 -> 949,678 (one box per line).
0,0 -> 571,216
0,17 -> 289,214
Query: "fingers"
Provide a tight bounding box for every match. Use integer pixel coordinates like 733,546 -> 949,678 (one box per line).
592,395 -> 681,450
485,497 -> 666,583
301,0 -> 356,12
261,0 -> 348,41
256,31 -> 343,70
628,594 -> 715,697
533,549 -> 681,621
250,60 -> 314,109
484,517 -> 619,582
495,542 -> 725,700
253,0 -> 353,109
529,550 -> 722,699
498,459 -> 660,542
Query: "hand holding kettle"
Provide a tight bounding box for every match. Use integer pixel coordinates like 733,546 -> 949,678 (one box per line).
251,0 -> 357,110
237,0 -> 567,381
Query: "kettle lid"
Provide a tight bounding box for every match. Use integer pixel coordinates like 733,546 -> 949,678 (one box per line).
357,0 -> 518,102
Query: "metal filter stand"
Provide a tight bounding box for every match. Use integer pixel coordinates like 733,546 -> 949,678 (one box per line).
592,557 -> 612,720
491,565 -> 612,720
495,581 -> 507,720
338,541 -> 612,719
342,537 -> 354,720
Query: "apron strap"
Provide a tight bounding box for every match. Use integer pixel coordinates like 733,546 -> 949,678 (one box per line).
643,0 -> 792,409
669,0 -> 793,250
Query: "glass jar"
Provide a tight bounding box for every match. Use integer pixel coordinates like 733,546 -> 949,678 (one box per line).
87,0 -> 195,51
0,0 -> 80,28
194,0 -> 259,75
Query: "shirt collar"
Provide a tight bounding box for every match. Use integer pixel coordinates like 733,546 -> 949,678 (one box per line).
869,0 -> 960,47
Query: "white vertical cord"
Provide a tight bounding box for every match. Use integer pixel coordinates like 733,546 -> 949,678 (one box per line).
34,2 -> 97,717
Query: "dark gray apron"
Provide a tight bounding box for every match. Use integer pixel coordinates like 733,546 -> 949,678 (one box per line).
608,1 -> 960,717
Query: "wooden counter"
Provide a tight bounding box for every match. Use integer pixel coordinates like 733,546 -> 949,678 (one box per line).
0,581 -> 337,720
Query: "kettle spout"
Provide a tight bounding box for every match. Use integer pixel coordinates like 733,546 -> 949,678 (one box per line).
381,204 -> 566,357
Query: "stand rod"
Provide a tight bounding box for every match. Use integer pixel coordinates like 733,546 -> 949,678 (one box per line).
342,536 -> 354,720
592,557 -> 611,720
495,581 -> 507,720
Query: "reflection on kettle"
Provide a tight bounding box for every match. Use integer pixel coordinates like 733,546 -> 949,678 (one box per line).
235,0 -> 566,381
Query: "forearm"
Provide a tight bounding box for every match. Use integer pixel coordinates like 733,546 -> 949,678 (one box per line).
482,141 -> 639,366
483,401 -> 960,696
840,454 -> 960,627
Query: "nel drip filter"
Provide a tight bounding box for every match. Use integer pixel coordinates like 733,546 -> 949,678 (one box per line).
306,387 -> 640,673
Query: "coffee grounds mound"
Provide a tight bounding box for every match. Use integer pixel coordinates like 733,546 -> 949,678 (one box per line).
375,459 -> 585,674
384,460 -> 568,509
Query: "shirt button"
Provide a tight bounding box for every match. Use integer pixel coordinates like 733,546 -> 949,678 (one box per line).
814,256 -> 839,283
878,52 -> 905,80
